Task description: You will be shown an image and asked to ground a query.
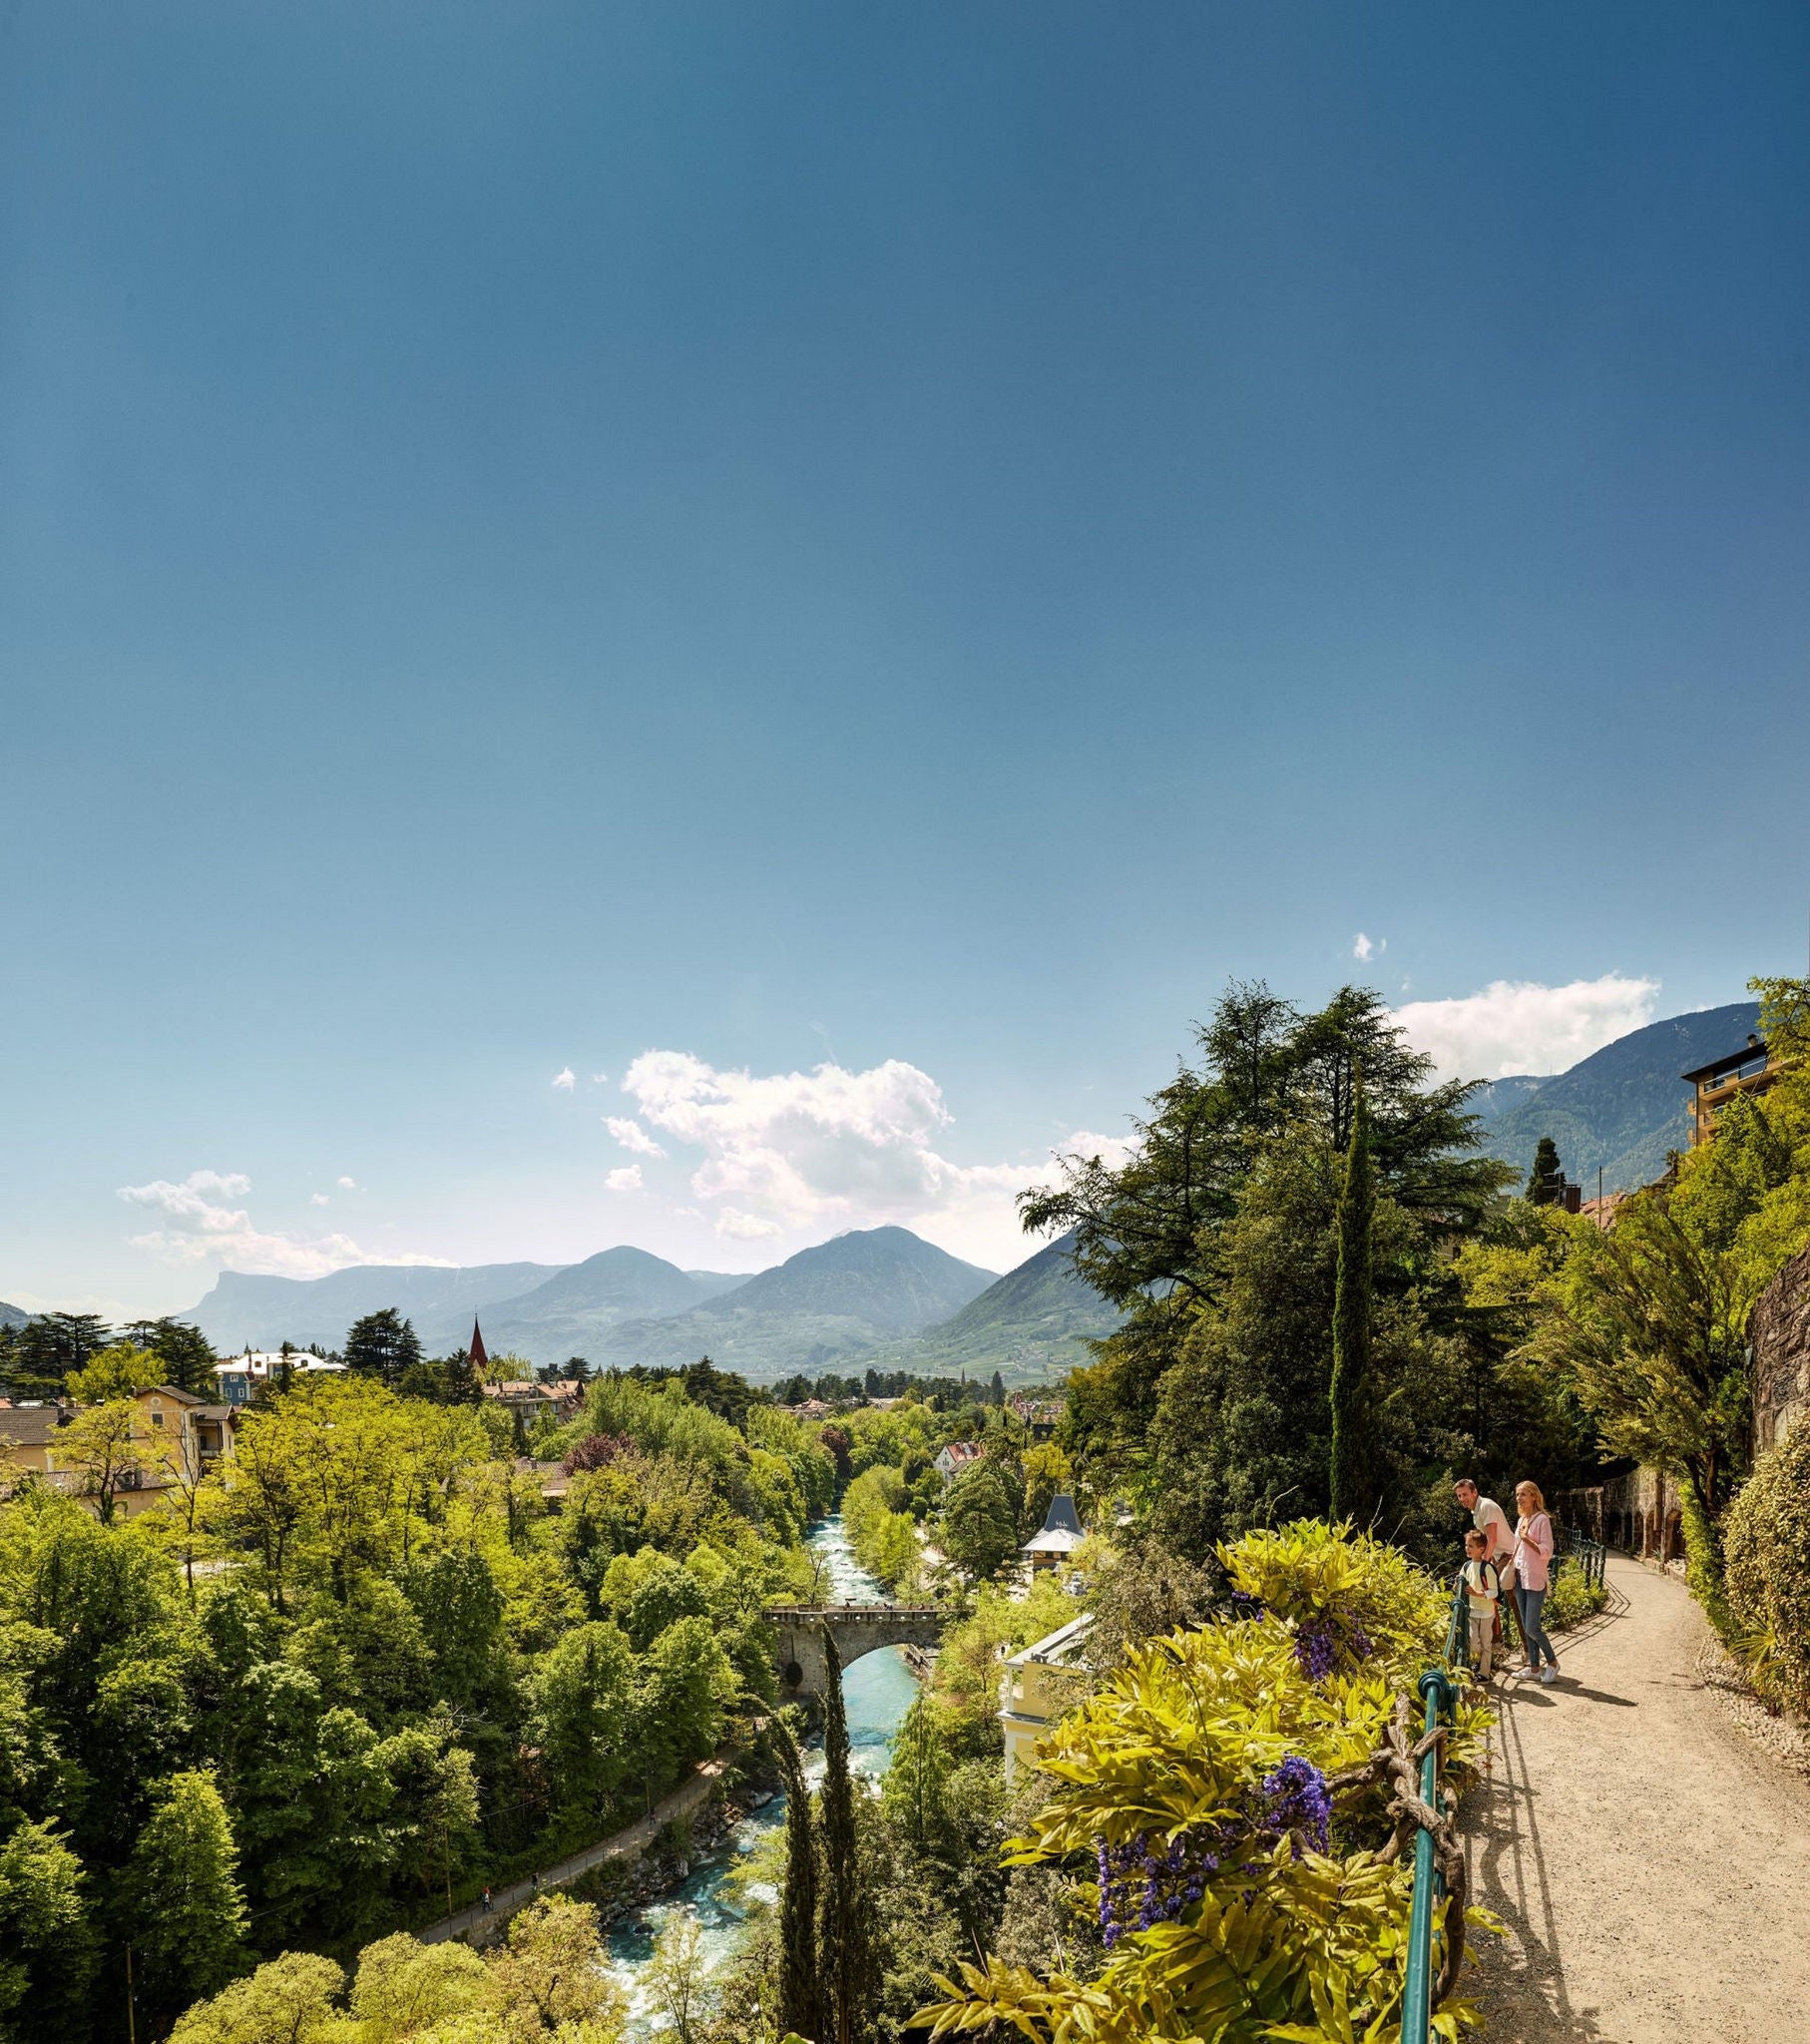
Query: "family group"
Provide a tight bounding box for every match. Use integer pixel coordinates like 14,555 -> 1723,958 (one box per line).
1453,1477 -> 1564,1686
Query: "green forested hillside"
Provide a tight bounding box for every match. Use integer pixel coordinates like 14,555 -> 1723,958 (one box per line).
577,1227 -> 997,1378
470,1246 -> 748,1358
1478,999 -> 1758,1192
867,1228 -> 1119,1382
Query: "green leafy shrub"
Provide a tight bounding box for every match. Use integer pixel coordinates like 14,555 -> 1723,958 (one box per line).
1218,1519 -> 1452,1688
918,1522 -> 1489,2042
1542,1558 -> 1606,1634
1725,1431 -> 1810,1715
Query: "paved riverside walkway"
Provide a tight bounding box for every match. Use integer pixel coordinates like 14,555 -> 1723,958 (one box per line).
419,1754 -> 729,1948
1462,1554 -> 1810,2039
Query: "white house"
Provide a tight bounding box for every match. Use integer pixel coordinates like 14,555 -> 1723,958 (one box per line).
1000,1613 -> 1095,1783
213,1351 -> 347,1406
934,1441 -> 983,1484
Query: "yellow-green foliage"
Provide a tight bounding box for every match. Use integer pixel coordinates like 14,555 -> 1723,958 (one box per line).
931,1576 -> 1082,1743
1218,1520 -> 1451,1688
168,1900 -> 628,2044
836,1399 -> 946,1479
918,1523 -> 1486,2042
843,1465 -> 921,1592
1725,1426 -> 1810,1717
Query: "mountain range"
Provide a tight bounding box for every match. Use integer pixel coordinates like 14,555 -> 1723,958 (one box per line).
102,998 -> 1771,1385
0,1300 -> 28,1332
180,1225 -> 1109,1382
1470,999 -> 1760,1194
864,1228 -> 1119,1379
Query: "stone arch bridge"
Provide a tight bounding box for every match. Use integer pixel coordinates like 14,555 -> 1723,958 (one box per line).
766,1603 -> 945,1701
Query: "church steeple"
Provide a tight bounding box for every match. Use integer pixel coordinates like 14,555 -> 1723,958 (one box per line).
469,1317 -> 489,1373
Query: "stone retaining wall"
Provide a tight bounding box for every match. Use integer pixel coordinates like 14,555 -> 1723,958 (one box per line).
1752,1243 -> 1810,1454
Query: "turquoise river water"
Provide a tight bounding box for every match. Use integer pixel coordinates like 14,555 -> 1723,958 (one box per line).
604,1514 -> 920,2030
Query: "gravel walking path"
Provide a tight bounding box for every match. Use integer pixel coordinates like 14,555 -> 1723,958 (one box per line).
419,1755 -> 728,1948
1462,1554 -> 1810,2039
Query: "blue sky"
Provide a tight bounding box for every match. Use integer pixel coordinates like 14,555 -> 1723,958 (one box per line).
4,3 -> 1808,1315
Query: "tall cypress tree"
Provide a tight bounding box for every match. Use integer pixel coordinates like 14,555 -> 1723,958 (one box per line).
1328,1086 -> 1376,1524
773,1718 -> 822,2044
815,1628 -> 875,2044
1526,1135 -> 1566,1206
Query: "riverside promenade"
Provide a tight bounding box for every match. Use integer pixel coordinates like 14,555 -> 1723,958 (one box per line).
419,1754 -> 730,1948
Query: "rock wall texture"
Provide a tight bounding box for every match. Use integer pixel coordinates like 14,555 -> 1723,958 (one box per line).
1752,1243 -> 1810,1454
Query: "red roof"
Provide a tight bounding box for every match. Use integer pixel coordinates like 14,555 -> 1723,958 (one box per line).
470,1317 -> 489,1371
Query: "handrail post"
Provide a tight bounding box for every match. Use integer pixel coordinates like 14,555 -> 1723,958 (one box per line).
1401,1660 -> 1457,2041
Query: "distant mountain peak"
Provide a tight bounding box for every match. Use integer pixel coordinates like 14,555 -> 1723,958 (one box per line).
1477,998 -> 1760,1194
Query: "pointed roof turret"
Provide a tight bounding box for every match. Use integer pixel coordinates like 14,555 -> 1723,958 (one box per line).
469,1317 -> 489,1372
1023,1490 -> 1085,1557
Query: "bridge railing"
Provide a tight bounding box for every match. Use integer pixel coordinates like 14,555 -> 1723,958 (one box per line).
1400,1574 -> 1467,2042
763,1603 -> 942,1621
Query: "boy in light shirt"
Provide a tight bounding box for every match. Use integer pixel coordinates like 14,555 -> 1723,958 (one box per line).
1453,1478 -> 1517,1594
1460,1527 -> 1504,1681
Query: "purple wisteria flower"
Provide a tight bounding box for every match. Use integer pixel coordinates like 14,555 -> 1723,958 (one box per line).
1291,1615 -> 1373,1681
1093,1755 -> 1334,1945
1259,1755 -> 1332,1855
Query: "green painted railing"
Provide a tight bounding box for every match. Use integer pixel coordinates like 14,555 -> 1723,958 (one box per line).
1400,1576 -> 1467,2041
1563,1528 -> 1607,1591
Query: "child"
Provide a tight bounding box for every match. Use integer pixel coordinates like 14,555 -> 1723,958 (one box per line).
1460,1527 -> 1503,1682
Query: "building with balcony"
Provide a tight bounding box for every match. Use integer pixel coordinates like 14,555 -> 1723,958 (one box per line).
1683,1033 -> 1778,1148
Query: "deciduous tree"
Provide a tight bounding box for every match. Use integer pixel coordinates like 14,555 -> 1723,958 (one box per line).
120,1770 -> 250,2018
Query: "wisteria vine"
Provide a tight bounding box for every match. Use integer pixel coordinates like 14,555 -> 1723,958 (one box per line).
1094,1756 -> 1335,1946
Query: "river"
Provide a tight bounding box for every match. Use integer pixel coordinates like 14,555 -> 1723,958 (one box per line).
604,1514 -> 921,2029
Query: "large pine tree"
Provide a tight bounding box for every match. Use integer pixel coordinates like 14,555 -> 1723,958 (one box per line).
815,1628 -> 876,2044
342,1307 -> 423,1387
1328,1088 -> 1376,1524
772,1719 -> 822,2044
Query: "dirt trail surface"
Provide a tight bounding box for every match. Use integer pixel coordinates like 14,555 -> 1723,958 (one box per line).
419,1755 -> 727,1948
1463,1555 -> 1810,2039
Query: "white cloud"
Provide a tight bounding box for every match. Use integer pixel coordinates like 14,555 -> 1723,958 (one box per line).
1394,974 -> 1661,1082
604,1165 -> 644,1193
716,1206 -> 783,1241
309,1193 -> 330,1208
619,1049 -> 1134,1269
553,1067 -> 575,1091
591,1072 -> 610,1085
1353,932 -> 1385,962
117,1169 -> 452,1278
337,1176 -> 358,1191
605,1116 -> 666,1159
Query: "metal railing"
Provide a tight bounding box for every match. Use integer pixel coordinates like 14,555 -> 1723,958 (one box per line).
1562,1527 -> 1607,1591
1400,1575 -> 1466,2041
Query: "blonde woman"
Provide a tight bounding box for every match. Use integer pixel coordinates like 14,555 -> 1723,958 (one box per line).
1513,1481 -> 1560,1685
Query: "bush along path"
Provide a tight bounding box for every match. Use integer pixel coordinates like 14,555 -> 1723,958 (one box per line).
1461,1553 -> 1810,2040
